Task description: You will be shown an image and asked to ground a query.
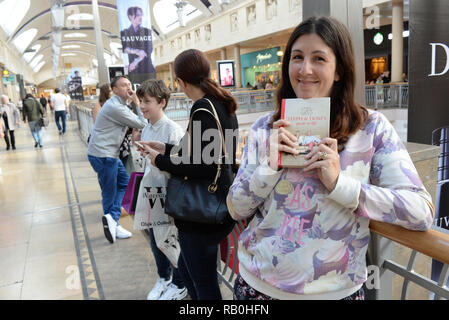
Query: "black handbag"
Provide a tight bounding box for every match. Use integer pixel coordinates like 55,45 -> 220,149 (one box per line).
32,100 -> 48,127
164,99 -> 233,224
38,116 -> 49,127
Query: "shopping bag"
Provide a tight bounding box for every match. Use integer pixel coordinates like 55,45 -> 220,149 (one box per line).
121,172 -> 144,215
133,165 -> 174,230
220,220 -> 248,274
153,224 -> 180,267
133,164 -> 180,267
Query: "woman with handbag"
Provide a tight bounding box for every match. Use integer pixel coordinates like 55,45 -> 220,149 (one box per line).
138,49 -> 239,300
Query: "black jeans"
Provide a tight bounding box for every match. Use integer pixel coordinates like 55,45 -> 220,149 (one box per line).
4,129 -> 14,148
148,228 -> 184,288
177,225 -> 234,300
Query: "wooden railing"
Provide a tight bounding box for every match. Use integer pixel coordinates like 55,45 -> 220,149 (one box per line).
369,220 -> 449,265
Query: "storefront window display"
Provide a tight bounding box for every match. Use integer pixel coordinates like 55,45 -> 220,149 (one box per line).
241,47 -> 281,89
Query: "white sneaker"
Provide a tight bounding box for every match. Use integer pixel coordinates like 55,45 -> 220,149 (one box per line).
116,225 -> 132,239
102,214 -> 117,244
159,283 -> 188,300
146,278 -> 171,300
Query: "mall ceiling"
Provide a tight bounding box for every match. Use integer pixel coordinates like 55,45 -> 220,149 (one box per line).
2,0 -> 407,87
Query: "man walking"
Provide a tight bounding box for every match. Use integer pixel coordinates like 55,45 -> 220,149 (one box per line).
39,95 -> 48,112
1,95 -> 20,150
87,75 -> 147,244
50,88 -> 68,135
22,94 -> 45,148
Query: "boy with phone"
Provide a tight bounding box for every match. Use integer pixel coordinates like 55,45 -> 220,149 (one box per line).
135,79 -> 187,300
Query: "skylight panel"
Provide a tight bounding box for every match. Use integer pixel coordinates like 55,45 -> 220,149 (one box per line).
13,28 -> 38,54
154,0 -> 202,34
0,0 -> 30,36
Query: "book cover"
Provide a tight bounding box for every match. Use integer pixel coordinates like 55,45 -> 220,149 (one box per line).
278,98 -> 330,168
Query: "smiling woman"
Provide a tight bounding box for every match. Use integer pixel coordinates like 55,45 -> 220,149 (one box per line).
227,16 -> 434,301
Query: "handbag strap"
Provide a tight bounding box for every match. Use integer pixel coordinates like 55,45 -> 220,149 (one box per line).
187,98 -> 228,193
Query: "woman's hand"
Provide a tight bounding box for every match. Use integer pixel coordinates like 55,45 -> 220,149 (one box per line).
136,141 -> 166,166
139,141 -> 166,154
303,137 -> 340,192
268,119 -> 299,171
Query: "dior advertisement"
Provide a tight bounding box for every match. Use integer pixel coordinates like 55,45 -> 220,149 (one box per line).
408,0 -> 449,145
408,0 -> 449,293
117,0 -> 156,84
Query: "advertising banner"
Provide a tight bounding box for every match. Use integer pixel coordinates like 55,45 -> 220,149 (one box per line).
408,0 -> 449,144
217,60 -> 235,87
117,0 -> 156,85
409,0 -> 449,295
66,68 -> 84,101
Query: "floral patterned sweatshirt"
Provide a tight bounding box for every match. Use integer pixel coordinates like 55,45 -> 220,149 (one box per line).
227,110 -> 434,299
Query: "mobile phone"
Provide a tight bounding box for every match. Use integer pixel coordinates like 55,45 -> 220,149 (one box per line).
134,141 -> 144,149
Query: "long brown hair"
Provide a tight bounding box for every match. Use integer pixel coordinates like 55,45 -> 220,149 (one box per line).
98,83 -> 112,106
271,16 -> 368,150
174,49 -> 238,115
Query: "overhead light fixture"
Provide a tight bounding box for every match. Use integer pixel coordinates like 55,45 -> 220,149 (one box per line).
175,1 -> 187,27
67,13 -> 93,21
51,4 -> 65,29
61,53 -> 76,57
277,50 -> 284,56
388,30 -> 409,40
62,45 -> 81,49
64,32 -> 87,38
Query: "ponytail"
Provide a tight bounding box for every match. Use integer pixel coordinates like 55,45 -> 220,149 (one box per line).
174,49 -> 238,115
199,78 -> 237,115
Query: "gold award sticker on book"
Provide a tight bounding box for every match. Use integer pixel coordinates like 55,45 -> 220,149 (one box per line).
275,180 -> 294,195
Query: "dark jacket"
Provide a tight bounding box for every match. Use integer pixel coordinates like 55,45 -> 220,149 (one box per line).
155,94 -> 239,233
22,98 -> 44,122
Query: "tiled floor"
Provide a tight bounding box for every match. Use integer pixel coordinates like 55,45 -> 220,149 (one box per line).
0,115 -> 233,300
0,114 -> 434,300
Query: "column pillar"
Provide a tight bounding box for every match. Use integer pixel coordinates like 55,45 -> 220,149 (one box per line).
391,0 -> 404,83
221,48 -> 227,60
92,0 -> 108,85
302,0 -> 366,105
169,62 -> 176,90
233,45 -> 242,88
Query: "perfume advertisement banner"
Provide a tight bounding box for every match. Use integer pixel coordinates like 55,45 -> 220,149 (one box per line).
117,0 -> 156,85
408,0 -> 449,144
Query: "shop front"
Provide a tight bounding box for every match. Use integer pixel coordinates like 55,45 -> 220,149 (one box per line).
241,47 -> 281,89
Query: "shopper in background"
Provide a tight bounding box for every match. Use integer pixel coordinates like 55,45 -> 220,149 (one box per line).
227,16 -> 434,300
39,94 -> 48,112
138,49 -> 239,300
92,84 -> 113,123
50,88 -> 68,135
87,75 -> 147,244
22,93 -> 45,148
135,79 -> 187,300
1,95 -> 20,150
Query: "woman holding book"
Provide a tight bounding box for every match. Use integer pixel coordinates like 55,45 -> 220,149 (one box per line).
227,16 -> 434,300
138,49 -> 239,300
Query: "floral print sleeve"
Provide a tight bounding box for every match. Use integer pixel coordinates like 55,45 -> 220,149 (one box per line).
327,112 -> 434,231
227,114 -> 283,221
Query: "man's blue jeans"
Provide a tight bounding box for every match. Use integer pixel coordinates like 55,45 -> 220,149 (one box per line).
55,110 -> 66,134
88,155 -> 129,223
28,120 -> 42,145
